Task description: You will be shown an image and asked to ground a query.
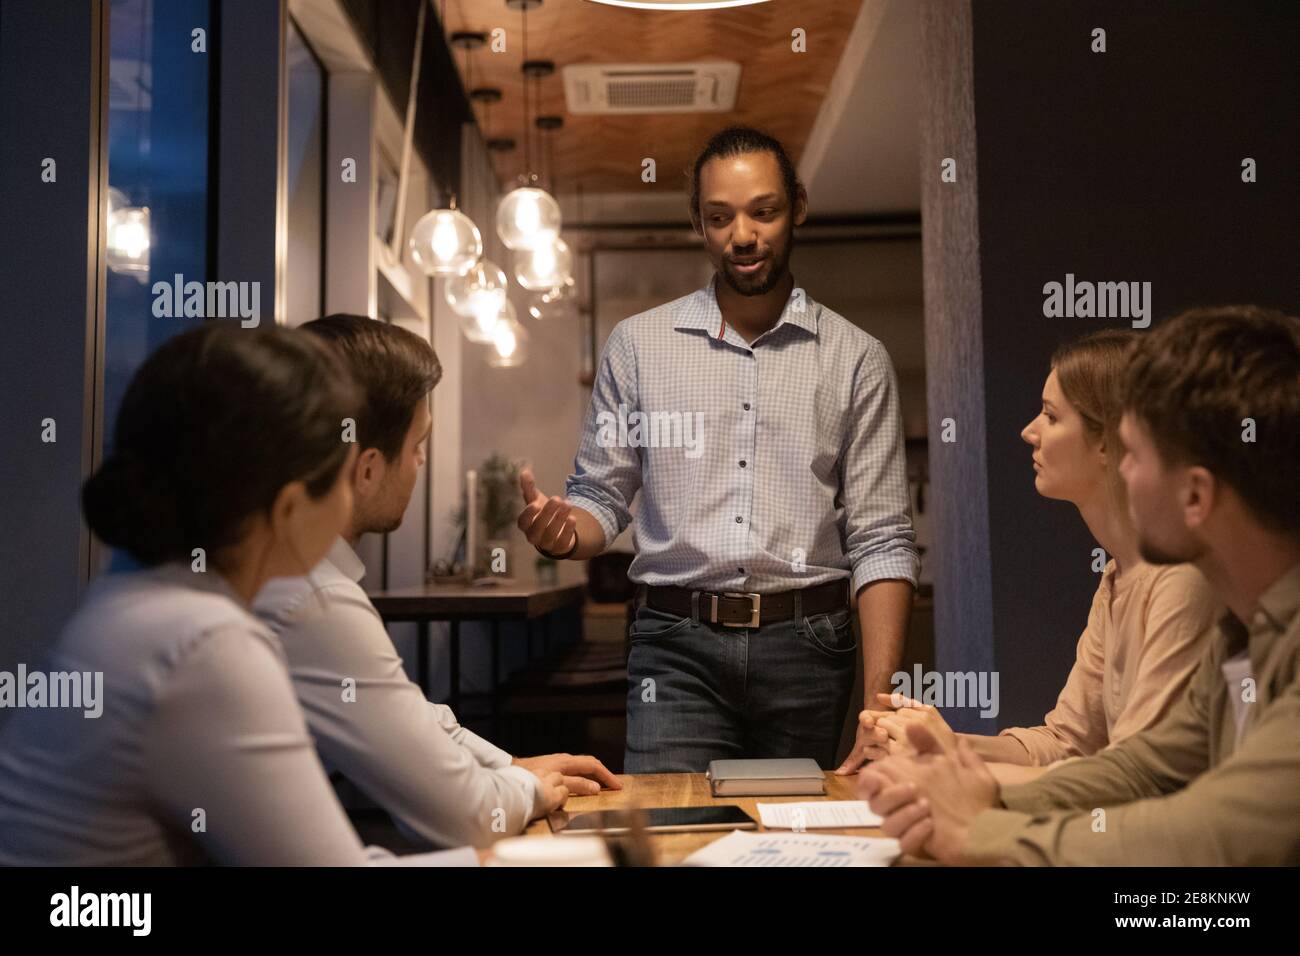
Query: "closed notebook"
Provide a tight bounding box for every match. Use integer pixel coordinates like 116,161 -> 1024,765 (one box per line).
706,758 -> 826,797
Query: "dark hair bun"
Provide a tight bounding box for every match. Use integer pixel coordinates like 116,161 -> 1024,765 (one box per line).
82,452 -> 184,565
82,323 -> 360,567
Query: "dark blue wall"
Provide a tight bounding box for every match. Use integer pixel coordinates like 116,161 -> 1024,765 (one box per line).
0,1 -> 103,694
924,0 -> 1299,732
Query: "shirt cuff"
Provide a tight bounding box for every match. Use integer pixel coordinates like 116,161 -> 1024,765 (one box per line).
850,550 -> 920,595
499,764 -> 547,820
996,727 -> 1051,766
564,492 -> 620,552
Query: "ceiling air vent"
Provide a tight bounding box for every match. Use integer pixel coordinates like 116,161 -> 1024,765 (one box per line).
563,61 -> 740,114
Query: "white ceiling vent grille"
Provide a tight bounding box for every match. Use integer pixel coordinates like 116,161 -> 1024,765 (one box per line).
563,61 -> 740,114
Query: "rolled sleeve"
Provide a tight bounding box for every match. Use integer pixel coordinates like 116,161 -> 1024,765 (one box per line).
564,323 -> 642,550
842,341 -> 920,593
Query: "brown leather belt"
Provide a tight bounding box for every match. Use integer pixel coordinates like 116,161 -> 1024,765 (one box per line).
636,579 -> 849,629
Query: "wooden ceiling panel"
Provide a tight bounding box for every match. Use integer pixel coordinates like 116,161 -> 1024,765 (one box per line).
438,0 -> 864,194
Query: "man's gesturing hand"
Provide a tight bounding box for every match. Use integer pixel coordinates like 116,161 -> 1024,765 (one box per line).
517,467 -> 578,557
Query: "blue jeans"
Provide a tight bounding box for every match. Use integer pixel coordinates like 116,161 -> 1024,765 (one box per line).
623,602 -> 857,773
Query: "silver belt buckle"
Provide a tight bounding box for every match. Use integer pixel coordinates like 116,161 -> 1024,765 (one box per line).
711,592 -> 761,628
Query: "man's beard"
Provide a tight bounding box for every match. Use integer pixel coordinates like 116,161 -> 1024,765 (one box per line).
357,484 -> 408,536
1136,533 -> 1201,566
720,234 -> 793,296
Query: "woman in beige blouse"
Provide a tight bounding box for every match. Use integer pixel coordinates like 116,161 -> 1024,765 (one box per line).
858,330 -> 1220,784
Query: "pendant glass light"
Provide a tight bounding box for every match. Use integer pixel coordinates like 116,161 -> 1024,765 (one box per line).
542,275 -> 576,303
529,275 -> 576,320
446,257 -> 507,315
496,185 -> 560,251
409,205 -> 482,276
449,260 -> 509,343
406,4 -> 484,276
496,1 -> 561,251
106,186 -> 151,280
515,235 -> 572,291
487,299 -> 529,367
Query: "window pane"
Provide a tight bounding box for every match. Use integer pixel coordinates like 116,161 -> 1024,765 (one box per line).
104,0 -> 211,439
285,18 -> 324,326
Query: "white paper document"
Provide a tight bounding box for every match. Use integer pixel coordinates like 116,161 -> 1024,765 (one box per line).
756,800 -> 883,829
684,830 -> 900,868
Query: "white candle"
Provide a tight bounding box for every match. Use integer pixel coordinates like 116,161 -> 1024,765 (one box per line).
465,469 -> 478,583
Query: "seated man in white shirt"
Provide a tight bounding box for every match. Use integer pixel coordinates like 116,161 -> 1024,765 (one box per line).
255,314 -> 618,850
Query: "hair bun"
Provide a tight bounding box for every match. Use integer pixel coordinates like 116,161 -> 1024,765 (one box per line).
82,453 -> 185,564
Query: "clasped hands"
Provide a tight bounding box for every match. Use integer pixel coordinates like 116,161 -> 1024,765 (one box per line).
853,693 -> 1001,864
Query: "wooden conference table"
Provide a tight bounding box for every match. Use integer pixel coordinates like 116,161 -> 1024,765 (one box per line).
523,771 -> 925,866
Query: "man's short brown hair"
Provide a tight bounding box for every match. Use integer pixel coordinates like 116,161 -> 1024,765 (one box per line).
1123,305 -> 1300,535
301,315 -> 441,461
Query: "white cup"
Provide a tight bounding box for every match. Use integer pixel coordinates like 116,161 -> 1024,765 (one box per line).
487,836 -> 612,867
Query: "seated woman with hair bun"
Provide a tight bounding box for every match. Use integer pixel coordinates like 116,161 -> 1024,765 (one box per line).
0,323 -> 475,865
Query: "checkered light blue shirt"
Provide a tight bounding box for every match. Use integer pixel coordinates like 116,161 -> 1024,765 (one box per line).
566,273 -> 920,596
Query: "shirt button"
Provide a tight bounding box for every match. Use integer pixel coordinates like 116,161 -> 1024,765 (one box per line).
735,516 -> 743,523
743,402 -> 750,411
739,460 -> 747,468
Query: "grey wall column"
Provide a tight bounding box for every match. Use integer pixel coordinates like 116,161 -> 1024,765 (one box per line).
918,0 -> 995,732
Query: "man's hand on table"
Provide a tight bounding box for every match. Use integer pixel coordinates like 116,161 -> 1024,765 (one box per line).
834,713 -> 891,773
862,692 -> 960,758
526,770 -> 571,814
857,723 -> 1000,864
513,753 -> 622,796
837,691 -> 931,772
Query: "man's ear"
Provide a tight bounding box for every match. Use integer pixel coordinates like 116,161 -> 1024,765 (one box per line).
793,186 -> 809,228
354,447 -> 386,496
1182,465 -> 1217,531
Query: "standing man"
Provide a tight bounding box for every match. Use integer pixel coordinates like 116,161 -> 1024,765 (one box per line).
518,126 -> 919,773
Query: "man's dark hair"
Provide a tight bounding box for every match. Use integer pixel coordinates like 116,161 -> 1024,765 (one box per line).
1123,305 -> 1300,535
301,314 -> 442,462
687,125 -> 803,234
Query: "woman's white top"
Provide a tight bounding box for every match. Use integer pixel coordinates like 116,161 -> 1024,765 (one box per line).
0,562 -> 472,866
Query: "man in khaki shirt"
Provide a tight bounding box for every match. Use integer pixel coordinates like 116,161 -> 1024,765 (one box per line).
860,305 -> 1300,865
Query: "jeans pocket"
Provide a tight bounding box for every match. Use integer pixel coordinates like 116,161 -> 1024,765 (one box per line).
800,607 -> 857,658
629,605 -> 694,642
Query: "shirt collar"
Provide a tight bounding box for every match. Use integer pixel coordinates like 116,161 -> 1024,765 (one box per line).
323,536 -> 366,584
673,272 -> 820,340
1217,560 -> 1300,659
150,559 -> 248,607
1254,561 -> 1300,633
